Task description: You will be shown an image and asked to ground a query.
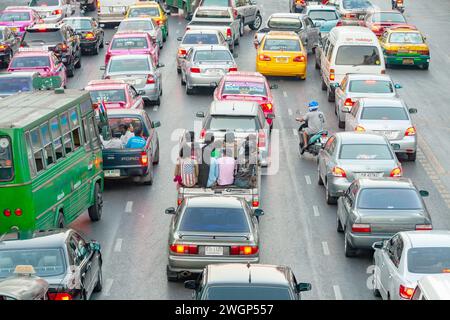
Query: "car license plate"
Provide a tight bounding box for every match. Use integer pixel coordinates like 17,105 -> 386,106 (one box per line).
358,14 -> 365,19
104,170 -> 120,177
205,246 -> 223,256
403,58 -> 414,65
206,69 -> 223,75
276,57 -> 288,63
355,172 -> 383,179
112,6 -> 125,13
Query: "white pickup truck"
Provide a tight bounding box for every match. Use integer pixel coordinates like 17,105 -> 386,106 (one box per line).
97,0 -> 135,25
187,6 -> 241,52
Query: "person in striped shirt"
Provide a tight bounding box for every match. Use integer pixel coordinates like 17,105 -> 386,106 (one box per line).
174,145 -> 199,187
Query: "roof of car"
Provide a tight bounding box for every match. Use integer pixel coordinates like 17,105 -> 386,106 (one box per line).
4,6 -> 35,12
63,17 -> 93,21
0,276 -> 49,300
186,196 -> 244,208
385,25 -> 419,33
105,108 -> 147,117
330,26 -> 376,37
13,50 -> 53,57
266,31 -> 300,39
196,6 -> 231,11
121,17 -> 154,23
209,100 -> 260,116
85,80 -> 129,90
0,71 -> 39,78
184,29 -> 221,35
27,23 -> 63,30
335,132 -> 388,144
224,71 -> 266,82
402,231 -> 450,248
346,73 -> 393,81
205,264 -> 291,286
418,274 -> 450,300
359,97 -> 405,108
0,229 -> 71,250
109,53 -> 151,61
357,177 -> 415,189
306,5 -> 337,11
130,2 -> 160,7
112,31 -> 149,38
269,13 -> 305,19
191,44 -> 230,51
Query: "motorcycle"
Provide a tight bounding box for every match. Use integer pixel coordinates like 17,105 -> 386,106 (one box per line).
297,121 -> 329,156
392,0 -> 405,13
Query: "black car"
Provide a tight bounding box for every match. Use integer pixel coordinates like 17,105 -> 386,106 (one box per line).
0,229 -> 102,300
21,22 -> 82,77
63,17 -> 104,56
0,26 -> 20,67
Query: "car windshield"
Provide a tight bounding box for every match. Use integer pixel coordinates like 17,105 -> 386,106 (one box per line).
89,89 -> 127,103
0,77 -> 33,94
349,80 -> 393,93
339,144 -> 393,160
201,0 -> 230,6
0,136 -> 14,182
222,81 -> 267,96
108,58 -> 151,73
267,17 -> 302,30
0,11 -> 31,22
23,30 -> 63,45
118,21 -> 154,32
29,0 -> 59,6
178,207 -> 250,233
63,19 -> 92,31
407,247 -> 450,274
342,0 -> 372,9
335,46 -> 381,66
183,33 -> 219,45
389,32 -> 424,44
372,13 -> 406,23
196,9 -> 231,18
111,37 -> 148,49
263,39 -> 300,51
128,7 -> 160,17
194,50 -> 232,61
0,248 -> 65,278
204,286 -> 293,300
308,10 -> 338,21
11,56 -> 50,68
360,107 -> 408,120
208,116 -> 259,131
357,188 -> 422,210
108,117 -> 145,139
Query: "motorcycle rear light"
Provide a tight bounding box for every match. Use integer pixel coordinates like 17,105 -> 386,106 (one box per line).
3,209 -> 11,217
0,45 -> 6,51
330,69 -> 335,81
293,55 -> 305,62
85,32 -> 95,40
178,48 -> 187,56
48,292 -> 72,300
226,28 -> 232,38
170,244 -> 198,254
140,152 -> 148,165
59,44 -> 68,52
259,54 -> 271,61
332,166 -> 346,178
146,74 -> 155,84
14,208 -> 23,216
405,127 -> 416,136
252,200 -> 259,207
352,223 -> 371,233
344,98 -> 354,107
390,167 -> 402,177
230,246 -> 258,255
190,67 -> 201,73
399,285 -> 414,300
355,125 -> 365,132
52,9 -> 62,16
261,103 -> 273,112
415,224 -> 432,231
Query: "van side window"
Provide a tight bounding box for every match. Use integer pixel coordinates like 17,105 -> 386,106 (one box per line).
69,108 -> 82,149
327,44 -> 335,60
50,116 -> 64,160
30,128 -> 45,173
25,132 -> 37,178
323,39 -> 330,54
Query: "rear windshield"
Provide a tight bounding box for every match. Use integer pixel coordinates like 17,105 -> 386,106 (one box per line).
11,56 -> 50,68
128,7 -> 160,17
407,247 -> 450,274
0,248 -> 65,278
342,0 -> 372,9
179,207 -> 250,233
372,13 -> 406,23
308,10 -> 338,21
108,58 -> 151,73
89,89 -> 126,103
205,286 -> 293,300
111,37 -> 148,49
360,107 -> 408,120
23,30 -> 63,45
108,117 -> 146,138
183,33 -> 219,45
336,46 -> 381,65
0,77 -> 33,94
349,80 -> 393,93
339,144 -> 393,160
357,188 -> 422,210
118,20 -> 154,32
195,9 -> 231,18
0,11 -> 31,22
194,50 -> 232,61
222,81 -> 267,96
201,0 -> 230,6
389,32 -> 424,44
268,17 -> 302,30
29,0 -> 60,6
0,137 -> 14,182
63,19 -> 92,31
208,116 -> 259,131
263,38 -> 300,51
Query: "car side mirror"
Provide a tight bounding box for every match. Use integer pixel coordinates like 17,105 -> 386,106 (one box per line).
254,209 -> 264,217
390,143 -> 401,151
100,66 -> 106,71
165,207 -> 176,215
269,84 -> 278,89
233,53 -> 238,58
157,63 -> 165,68
296,283 -> 312,292
372,241 -> 383,250
394,83 -> 402,89
105,41 -> 110,46
408,108 -> 417,114
196,111 -> 205,118
419,190 -> 429,197
184,280 -> 197,290
177,36 -> 183,41
89,241 -> 101,252
331,83 -> 340,88
266,114 -> 275,120
137,90 -> 146,96
164,8 -> 171,16
152,120 -> 161,128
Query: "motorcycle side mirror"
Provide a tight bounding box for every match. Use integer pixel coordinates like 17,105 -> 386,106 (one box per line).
408,108 -> 417,114
100,24 -> 105,28
269,84 -> 278,89
419,190 -> 429,197
394,83 -> 402,89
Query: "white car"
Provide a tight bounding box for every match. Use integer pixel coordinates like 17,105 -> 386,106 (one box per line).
28,0 -> 75,23
372,230 -> 450,300
117,18 -> 164,49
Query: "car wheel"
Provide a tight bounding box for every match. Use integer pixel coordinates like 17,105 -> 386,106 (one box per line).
153,140 -> 159,165
321,76 -> 327,91
234,34 -> 240,46
66,63 -> 75,77
141,163 -> 153,185
186,83 -> 194,95
407,151 -> 416,161
93,44 -> 99,55
327,87 -> 335,102
229,41 -> 235,53
166,265 -> 179,282
344,232 -> 357,257
338,119 -> 345,129
315,56 -> 320,70
336,215 -> 343,232
88,183 -> 103,221
99,36 -> 104,48
93,264 -> 103,292
318,169 -> 324,185
249,13 -> 262,30
75,55 -> 82,69
421,63 -> 429,70
372,259 -> 381,297
325,180 -> 337,205
239,19 -> 244,37
180,72 -> 186,85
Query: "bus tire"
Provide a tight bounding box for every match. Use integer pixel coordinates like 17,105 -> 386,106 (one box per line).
57,211 -> 65,228
88,183 -> 103,222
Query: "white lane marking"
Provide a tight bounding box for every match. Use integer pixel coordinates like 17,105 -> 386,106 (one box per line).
292,128 -> 298,136
283,91 -> 288,98
313,205 -> 320,217
125,201 -> 133,213
288,108 -> 293,116
305,175 -> 311,185
322,241 -> 330,256
153,105 -> 159,111
333,285 -> 343,300
104,279 -> 114,297
114,238 -> 123,252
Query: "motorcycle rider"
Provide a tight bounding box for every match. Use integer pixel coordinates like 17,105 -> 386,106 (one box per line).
296,101 -> 325,154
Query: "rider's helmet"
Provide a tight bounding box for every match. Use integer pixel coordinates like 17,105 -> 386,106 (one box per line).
308,100 -> 319,112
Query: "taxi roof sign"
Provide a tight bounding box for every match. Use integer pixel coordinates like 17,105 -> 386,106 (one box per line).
14,265 -> 36,276
32,76 -> 62,90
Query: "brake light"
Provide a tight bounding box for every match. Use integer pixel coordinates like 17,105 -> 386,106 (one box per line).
170,244 -> 198,254
178,48 -> 187,56
140,152 -> 148,166
259,54 -> 271,61
230,246 -> 259,255
252,200 -> 259,207
146,74 -> 155,84
85,32 -> 95,40
332,166 -> 346,178
228,67 -> 238,72
226,28 -> 232,38
48,292 -> 72,300
293,55 -> 305,62
417,50 -> 429,55
354,125 -> 365,132
190,67 -> 201,73
351,223 -> 371,233
38,27 -> 47,32
0,45 -> 6,51
371,25 -> 381,32
344,98 -> 354,107
405,127 -> 416,136
261,103 -> 273,112
258,130 -> 265,148
52,9 -> 62,15
330,69 -> 335,81
385,49 -> 396,55
14,209 -> 23,216
336,20 -> 343,27
155,19 -> 163,26
200,128 -> 206,139
399,285 -> 414,300
3,209 -> 11,217
390,167 -> 402,177
415,224 -> 433,231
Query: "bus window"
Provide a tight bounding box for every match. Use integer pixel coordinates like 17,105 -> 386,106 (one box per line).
60,112 -> 73,155
25,132 -> 37,178
30,128 -> 45,172
0,136 -> 14,182
69,108 -> 82,149
40,123 -> 55,167
82,117 -> 91,151
88,115 -> 100,148
50,116 -> 64,160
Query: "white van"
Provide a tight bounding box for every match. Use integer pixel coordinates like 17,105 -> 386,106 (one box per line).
319,26 -> 385,102
412,274 -> 450,300
97,0 -> 136,25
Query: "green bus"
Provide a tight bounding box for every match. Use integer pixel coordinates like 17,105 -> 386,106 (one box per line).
0,88 -> 105,236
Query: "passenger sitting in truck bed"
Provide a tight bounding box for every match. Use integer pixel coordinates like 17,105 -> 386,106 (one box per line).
174,145 -> 199,187
119,123 -> 134,146
217,148 -> 236,186
235,136 -> 258,188
125,127 -> 146,148
198,133 -> 216,188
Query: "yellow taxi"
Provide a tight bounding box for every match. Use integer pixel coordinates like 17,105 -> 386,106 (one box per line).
255,31 -> 307,79
125,1 -> 169,41
379,25 -> 430,70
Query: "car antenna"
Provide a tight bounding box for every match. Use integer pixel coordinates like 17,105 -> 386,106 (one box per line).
247,262 -> 251,283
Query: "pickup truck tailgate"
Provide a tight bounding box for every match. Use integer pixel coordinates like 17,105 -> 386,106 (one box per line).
102,148 -> 146,177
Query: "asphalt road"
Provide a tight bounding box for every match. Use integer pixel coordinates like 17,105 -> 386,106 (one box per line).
2,0 -> 450,300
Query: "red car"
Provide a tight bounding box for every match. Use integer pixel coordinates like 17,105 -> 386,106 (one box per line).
0,7 -> 42,39
85,79 -> 145,110
104,32 -> 159,67
213,71 -> 277,129
362,10 -> 407,37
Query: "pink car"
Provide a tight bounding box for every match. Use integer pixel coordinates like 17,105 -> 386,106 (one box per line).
85,80 -> 145,110
7,49 -> 67,87
104,32 -> 159,67
0,7 -> 42,39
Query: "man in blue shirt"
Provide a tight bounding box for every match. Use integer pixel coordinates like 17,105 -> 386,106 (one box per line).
125,127 -> 146,148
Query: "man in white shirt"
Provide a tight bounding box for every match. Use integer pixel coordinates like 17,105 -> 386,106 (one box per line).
119,123 -> 134,146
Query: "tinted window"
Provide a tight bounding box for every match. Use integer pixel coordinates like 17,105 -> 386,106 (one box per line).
407,247 -> 450,274
128,7 -> 160,17
23,30 -> 63,45
111,37 -> 148,49
0,11 -> 31,22
267,17 -> 302,29
222,81 -> 267,96
201,0 -> 230,6
196,9 -> 231,18
335,46 -> 381,66
357,188 -> 422,210
371,13 -> 406,23
263,39 -> 300,51
0,77 -> 33,94
349,80 -> 393,93
108,117 -> 145,138
342,0 -> 372,9
308,10 -> 338,21
118,20 -> 154,32
182,34 -> 219,45
205,286 -> 293,300
194,50 -> 232,61
339,144 -> 393,160
208,116 -> 259,131
89,89 -> 127,103
0,137 -> 13,182
29,0 -> 59,6
178,207 -> 250,233
108,58 -> 151,73
360,107 -> 408,120
11,56 -> 50,68
389,32 -> 424,44
63,19 -> 92,31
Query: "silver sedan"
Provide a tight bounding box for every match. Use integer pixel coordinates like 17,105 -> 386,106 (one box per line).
180,45 -> 238,95
102,54 -> 164,105
317,132 -> 402,204
372,231 -> 450,300
116,18 -> 164,49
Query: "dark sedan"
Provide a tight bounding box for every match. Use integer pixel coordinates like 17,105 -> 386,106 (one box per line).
63,17 -> 104,56
0,229 -> 103,300
0,26 -> 20,67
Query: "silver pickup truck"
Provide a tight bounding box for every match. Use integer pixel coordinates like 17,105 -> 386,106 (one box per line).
187,6 -> 241,52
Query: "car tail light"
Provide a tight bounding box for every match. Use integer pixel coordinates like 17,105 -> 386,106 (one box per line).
385,49 -> 396,55
352,223 -> 371,233
155,19 -> 163,26
330,69 -> 335,81
3,209 -> 11,217
178,48 -> 187,56
0,45 -> 6,51
293,55 -> 305,62
405,127 -> 416,136
230,245 -> 259,255
146,74 -> 155,84
228,67 -> 238,72
59,44 -> 68,52
399,285 -> 415,300
336,20 -> 343,27
48,292 -> 72,300
331,166 -> 346,178
390,167 -> 402,177
344,98 -> 354,107
190,67 -> 201,73
85,32 -> 95,40
52,9 -> 62,16
14,208 -> 23,216
199,128 -> 206,139
415,224 -> 433,231
354,125 -> 365,132
417,50 -> 429,55
258,130 -> 265,148
259,54 -> 271,61
261,103 -> 273,112
226,28 -> 232,38
252,200 -> 259,207
170,244 -> 198,254
140,152 -> 148,166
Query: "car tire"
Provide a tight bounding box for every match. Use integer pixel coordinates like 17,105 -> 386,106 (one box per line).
99,37 -> 104,48
75,54 -> 82,69
327,87 -> 335,102
372,258 -> 381,297
67,63 -> 75,77
93,44 -> 99,56
318,169 -> 324,185
386,63 -> 391,69
321,76 -> 327,91
177,67 -> 181,74
88,183 -> 103,221
166,266 -> 179,282
315,57 -> 320,70
407,152 -> 416,161
338,119 -> 345,129
337,215 -> 343,232
326,180 -> 337,205
186,84 -> 194,95
141,163 -> 153,185
181,72 -> 186,85
230,41 -> 235,53
421,63 -> 429,70
239,19 -> 245,37
234,34 -> 240,46
93,264 -> 103,292
153,140 -> 159,165
344,232 -> 357,257
249,13 -> 262,30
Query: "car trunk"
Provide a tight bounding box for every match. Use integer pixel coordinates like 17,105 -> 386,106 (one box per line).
194,60 -> 235,77
358,120 -> 410,141
338,159 -> 397,181
357,209 -> 427,233
108,73 -> 150,88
